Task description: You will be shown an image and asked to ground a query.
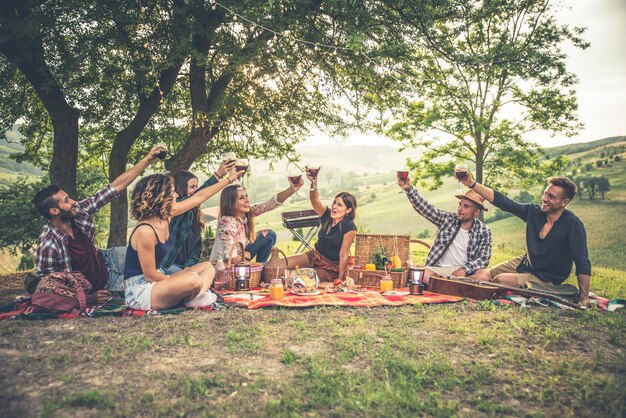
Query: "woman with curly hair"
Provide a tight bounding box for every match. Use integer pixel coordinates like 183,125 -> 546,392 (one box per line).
160,159 -> 236,274
123,170 -> 240,310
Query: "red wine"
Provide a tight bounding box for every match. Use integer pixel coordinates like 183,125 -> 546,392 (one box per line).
455,171 -> 467,180
235,165 -> 248,173
397,171 -> 409,181
307,168 -> 320,178
289,175 -> 302,185
157,150 -> 167,160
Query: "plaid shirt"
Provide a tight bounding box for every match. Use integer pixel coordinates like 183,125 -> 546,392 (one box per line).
36,184 -> 120,275
405,186 -> 492,274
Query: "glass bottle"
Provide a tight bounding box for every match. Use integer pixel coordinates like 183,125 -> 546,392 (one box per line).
269,279 -> 284,300
215,251 -> 226,290
216,251 -> 225,271
380,275 -> 393,292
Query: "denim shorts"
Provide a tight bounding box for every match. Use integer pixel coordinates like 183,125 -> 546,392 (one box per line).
124,273 -> 157,311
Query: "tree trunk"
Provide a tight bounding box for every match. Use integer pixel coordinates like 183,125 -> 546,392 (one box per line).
475,138 -> 485,221
106,63 -> 184,247
0,2 -> 80,196
106,133 -> 134,247
48,109 -> 80,197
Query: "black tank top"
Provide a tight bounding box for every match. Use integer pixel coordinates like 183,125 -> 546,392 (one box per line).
124,223 -> 172,279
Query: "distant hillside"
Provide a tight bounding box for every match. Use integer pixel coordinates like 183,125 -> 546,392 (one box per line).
544,136 -> 625,157
0,134 -> 44,182
294,144 -> 422,174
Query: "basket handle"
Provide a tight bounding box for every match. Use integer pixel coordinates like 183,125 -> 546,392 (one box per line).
274,247 -> 289,265
410,239 -> 431,249
226,241 -> 246,268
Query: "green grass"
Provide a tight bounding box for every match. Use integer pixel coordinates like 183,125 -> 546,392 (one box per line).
1,302 -> 622,417
1,141 -> 625,417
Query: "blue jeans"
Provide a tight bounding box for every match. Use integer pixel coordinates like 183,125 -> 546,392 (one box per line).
98,246 -> 127,292
245,229 -> 276,263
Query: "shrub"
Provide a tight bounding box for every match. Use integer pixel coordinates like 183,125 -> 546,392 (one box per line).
17,255 -> 35,271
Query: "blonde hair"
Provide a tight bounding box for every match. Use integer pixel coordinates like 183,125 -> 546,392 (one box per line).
130,174 -> 175,221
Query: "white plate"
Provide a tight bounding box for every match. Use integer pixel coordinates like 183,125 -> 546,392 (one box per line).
383,291 -> 410,296
291,290 -> 321,296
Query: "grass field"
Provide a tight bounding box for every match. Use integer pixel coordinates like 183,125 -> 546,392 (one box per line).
0,143 -> 624,417
0,260 -> 624,417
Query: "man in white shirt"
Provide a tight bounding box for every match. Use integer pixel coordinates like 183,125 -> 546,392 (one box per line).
398,175 -> 492,284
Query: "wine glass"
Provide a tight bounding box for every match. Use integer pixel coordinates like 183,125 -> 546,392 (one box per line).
306,163 -> 320,179
156,143 -> 168,160
397,169 -> 409,193
235,158 -> 249,181
223,152 -> 237,165
288,168 -> 303,197
454,163 -> 468,192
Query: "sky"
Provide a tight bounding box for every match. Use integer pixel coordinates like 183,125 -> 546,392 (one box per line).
303,0 -> 626,149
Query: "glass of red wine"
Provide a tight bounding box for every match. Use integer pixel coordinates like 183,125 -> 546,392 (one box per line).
223,152 -> 236,165
156,143 -> 167,160
454,163 -> 468,192
288,168 -> 302,196
235,158 -> 249,180
306,163 -> 320,179
397,169 -> 409,193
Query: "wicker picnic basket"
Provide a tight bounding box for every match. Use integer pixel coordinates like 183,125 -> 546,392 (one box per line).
353,234 -> 411,266
213,242 -> 263,291
348,233 -> 431,289
264,247 -> 289,283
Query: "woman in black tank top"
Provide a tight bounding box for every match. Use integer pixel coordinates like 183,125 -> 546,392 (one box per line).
125,173 -> 236,310
285,168 -> 358,283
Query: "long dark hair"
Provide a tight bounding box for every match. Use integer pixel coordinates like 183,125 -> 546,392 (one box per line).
322,192 -> 357,233
172,170 -> 204,229
219,184 -> 256,243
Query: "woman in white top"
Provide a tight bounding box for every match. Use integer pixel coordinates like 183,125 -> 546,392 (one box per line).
210,179 -> 303,263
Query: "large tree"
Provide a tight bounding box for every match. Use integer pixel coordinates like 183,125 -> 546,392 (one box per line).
385,0 -> 586,189
0,0 -> 410,247
0,0 -> 79,196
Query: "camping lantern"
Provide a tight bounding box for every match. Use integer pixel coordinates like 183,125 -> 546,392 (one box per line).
406,267 -> 424,285
235,263 -> 251,291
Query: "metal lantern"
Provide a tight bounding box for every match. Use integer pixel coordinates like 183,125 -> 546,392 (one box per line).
234,263 -> 251,279
235,263 -> 251,291
406,267 -> 425,285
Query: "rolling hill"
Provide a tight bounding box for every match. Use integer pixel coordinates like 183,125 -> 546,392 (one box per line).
0,134 -> 624,273
0,136 -> 44,186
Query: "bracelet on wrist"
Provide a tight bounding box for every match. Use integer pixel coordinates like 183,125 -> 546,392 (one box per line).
469,181 -> 477,189
310,187 -> 317,191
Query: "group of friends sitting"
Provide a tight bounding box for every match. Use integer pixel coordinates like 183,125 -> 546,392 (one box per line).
32,145 -> 591,312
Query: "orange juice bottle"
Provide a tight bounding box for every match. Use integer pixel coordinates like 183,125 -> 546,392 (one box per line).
269,279 -> 284,300
380,275 -> 393,292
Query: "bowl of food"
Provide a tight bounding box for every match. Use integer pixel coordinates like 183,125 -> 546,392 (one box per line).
290,268 -> 319,295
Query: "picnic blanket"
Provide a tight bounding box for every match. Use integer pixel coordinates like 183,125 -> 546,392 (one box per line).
222,289 -> 463,309
492,292 -> 623,312
0,293 -> 213,321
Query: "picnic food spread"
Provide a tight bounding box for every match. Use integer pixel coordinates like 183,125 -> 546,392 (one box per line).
290,268 -> 319,294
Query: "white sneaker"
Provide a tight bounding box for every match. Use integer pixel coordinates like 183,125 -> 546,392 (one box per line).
184,291 -> 218,308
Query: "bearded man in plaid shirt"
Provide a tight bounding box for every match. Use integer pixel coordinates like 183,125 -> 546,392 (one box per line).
33,146 -> 163,303
397,173 -> 492,285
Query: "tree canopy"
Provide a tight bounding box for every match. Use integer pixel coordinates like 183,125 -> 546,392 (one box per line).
385,0 -> 587,189
0,0 -> 409,244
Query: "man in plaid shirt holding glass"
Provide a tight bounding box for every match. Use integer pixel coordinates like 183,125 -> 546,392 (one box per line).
397,173 -> 492,285
33,146 -> 163,302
